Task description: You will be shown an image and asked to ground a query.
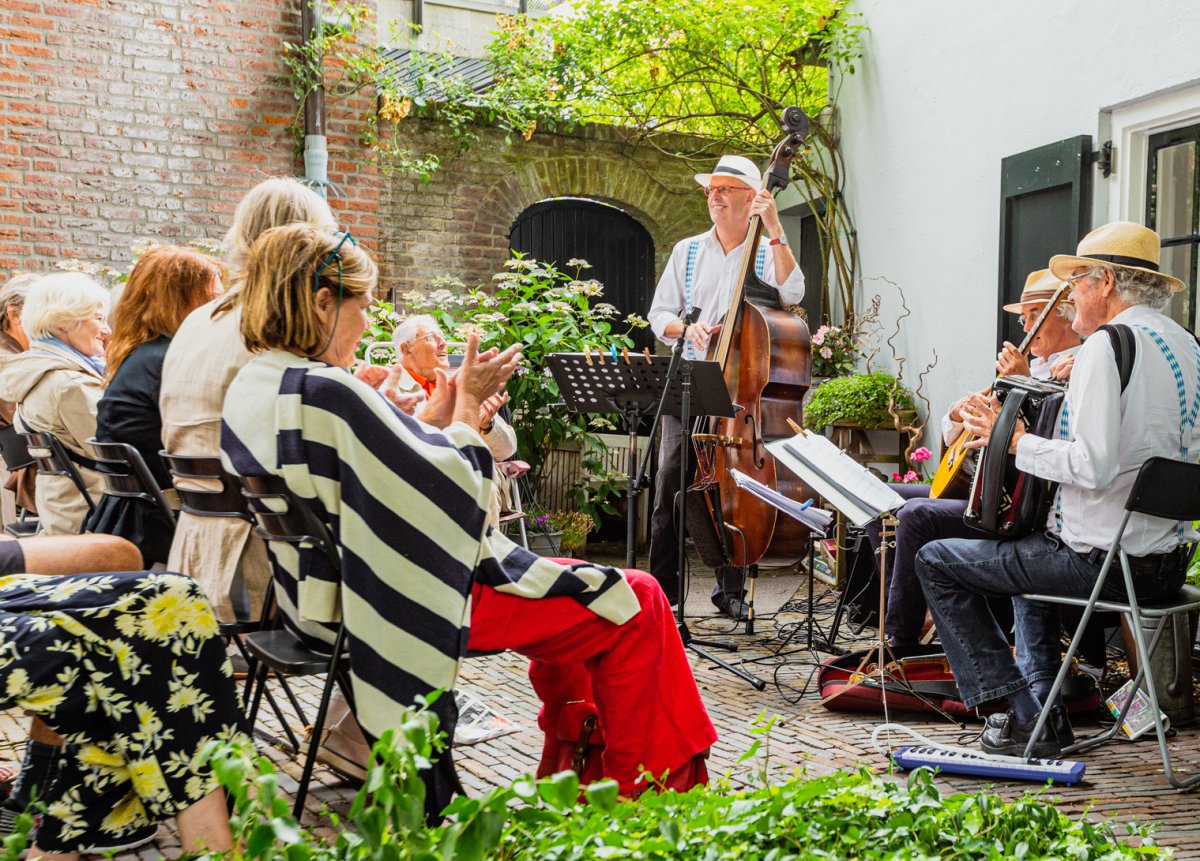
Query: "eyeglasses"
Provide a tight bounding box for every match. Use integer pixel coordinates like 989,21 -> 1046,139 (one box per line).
414,332 -> 446,347
703,185 -> 754,198
1063,271 -> 1093,287
313,229 -> 357,296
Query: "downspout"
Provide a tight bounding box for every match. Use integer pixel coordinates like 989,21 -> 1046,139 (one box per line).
302,0 -> 328,198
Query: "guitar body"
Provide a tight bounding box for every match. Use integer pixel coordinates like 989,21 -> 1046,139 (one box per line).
929,433 -> 975,499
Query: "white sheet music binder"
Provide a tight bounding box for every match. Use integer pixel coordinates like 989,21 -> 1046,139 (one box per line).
766,430 -> 908,525
729,468 -> 834,535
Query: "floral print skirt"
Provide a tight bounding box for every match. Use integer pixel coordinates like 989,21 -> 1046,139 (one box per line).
0,570 -> 245,851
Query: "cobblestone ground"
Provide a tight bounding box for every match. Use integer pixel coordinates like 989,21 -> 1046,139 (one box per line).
4,551 -> 1199,858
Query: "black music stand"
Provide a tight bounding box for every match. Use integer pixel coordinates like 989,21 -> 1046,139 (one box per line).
547,348 -> 766,689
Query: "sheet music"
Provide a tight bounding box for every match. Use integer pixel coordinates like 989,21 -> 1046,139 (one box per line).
766,431 -> 907,526
729,469 -> 833,536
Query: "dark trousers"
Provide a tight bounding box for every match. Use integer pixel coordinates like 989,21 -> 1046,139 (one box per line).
865,484 -> 1000,646
649,415 -> 743,603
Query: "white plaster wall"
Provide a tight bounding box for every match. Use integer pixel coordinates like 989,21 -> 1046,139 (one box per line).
378,0 -> 507,57
836,0 -> 1200,445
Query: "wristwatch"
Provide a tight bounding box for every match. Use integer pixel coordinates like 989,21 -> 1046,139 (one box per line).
769,234 -> 789,246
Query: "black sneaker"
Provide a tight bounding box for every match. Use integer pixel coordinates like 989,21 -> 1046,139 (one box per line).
981,707 -> 1073,758
712,595 -> 750,622
77,822 -> 159,854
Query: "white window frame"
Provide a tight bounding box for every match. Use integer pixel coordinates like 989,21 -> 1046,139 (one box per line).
1102,79 -> 1200,223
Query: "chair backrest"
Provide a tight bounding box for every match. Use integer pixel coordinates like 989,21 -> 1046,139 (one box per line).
364,341 -> 396,366
160,450 -> 252,521
1125,456 -> 1200,521
236,474 -> 340,571
21,431 -> 96,512
0,424 -> 35,472
84,438 -> 175,525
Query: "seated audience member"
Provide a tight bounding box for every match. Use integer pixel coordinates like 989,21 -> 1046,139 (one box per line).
0,275 -> 110,535
866,269 -> 1082,647
88,247 -> 225,566
0,532 -> 239,856
161,176 -> 336,623
917,222 -> 1198,756
358,314 -> 516,460
221,225 -> 716,820
0,274 -> 41,517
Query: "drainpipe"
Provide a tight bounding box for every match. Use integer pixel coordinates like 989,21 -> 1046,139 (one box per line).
302,0 -> 328,198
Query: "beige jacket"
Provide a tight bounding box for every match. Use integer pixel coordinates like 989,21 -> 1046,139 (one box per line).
0,343 -> 105,535
160,296 -> 270,622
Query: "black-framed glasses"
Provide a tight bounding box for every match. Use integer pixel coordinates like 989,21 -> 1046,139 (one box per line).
313,229 -> 357,295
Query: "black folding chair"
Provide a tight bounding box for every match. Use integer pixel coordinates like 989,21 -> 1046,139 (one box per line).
1022,456 -> 1200,787
160,451 -> 306,754
84,438 -> 175,526
21,430 -> 97,520
0,424 -> 38,536
237,473 -> 352,818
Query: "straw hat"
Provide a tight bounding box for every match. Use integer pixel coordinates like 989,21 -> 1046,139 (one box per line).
694,155 -> 763,191
1002,269 -> 1073,313
1048,221 -> 1184,292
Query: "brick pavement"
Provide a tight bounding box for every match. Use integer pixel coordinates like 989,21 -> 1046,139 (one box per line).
4,563 -> 1199,858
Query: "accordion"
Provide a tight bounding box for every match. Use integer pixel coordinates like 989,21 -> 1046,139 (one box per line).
963,375 -> 1066,538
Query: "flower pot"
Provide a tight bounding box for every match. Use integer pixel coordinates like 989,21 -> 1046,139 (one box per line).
528,529 -> 562,557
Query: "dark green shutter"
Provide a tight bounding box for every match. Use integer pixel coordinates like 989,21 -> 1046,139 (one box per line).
997,135 -> 1093,350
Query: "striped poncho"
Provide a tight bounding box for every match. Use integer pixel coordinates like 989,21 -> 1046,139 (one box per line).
219,351 -> 639,750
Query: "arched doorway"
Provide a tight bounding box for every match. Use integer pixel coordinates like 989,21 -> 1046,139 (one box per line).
509,198 -> 656,353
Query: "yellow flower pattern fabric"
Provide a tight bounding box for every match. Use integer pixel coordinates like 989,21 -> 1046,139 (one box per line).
0,570 -> 244,852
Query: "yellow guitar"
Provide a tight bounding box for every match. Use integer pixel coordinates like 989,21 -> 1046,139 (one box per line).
929,280 -> 1071,498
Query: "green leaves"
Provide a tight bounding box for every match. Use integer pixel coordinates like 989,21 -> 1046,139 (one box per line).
191,704 -> 1163,861
804,371 -> 915,432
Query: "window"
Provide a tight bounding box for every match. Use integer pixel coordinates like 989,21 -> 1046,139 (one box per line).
1146,123 -> 1200,332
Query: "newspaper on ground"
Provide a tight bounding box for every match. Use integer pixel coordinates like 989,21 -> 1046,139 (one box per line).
453,690 -> 520,746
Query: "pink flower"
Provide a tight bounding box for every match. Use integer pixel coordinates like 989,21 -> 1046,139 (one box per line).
904,470 -> 919,483
821,346 -> 833,359
812,331 -> 825,346
892,472 -> 902,482
911,447 -> 933,463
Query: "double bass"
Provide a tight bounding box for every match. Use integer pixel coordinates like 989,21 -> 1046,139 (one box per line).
691,107 -> 814,569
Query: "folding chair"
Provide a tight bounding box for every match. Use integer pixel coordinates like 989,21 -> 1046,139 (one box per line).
1022,456 -> 1200,788
21,431 -> 97,520
497,459 -> 531,549
160,451 -> 305,753
84,438 -> 175,526
237,473 -> 352,817
0,424 -> 38,536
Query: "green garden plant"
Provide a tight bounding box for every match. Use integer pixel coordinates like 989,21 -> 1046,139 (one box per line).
133,700 -> 1166,861
805,371 -> 915,432
401,256 -> 646,522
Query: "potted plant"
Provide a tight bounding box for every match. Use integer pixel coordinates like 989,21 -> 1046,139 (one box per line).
811,322 -> 861,379
526,509 -> 595,556
400,257 -> 647,522
803,371 -> 915,433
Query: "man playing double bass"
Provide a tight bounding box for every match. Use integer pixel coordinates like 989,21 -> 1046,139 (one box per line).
647,154 -> 805,621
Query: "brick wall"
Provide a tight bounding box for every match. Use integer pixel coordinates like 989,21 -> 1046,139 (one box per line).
378,120 -> 711,298
0,0 -> 704,293
0,0 -> 379,278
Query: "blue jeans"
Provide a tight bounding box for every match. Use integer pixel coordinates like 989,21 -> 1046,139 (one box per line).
916,532 -> 1187,708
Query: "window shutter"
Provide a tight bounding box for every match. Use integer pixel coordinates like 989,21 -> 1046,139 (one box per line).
997,135 -> 1093,350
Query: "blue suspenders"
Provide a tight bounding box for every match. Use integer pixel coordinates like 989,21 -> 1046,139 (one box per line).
682,238 -> 768,359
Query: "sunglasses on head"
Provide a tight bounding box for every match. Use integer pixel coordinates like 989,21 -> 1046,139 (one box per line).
313,230 -> 357,295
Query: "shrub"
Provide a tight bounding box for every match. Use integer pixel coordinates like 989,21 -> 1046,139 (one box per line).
805,371 -> 914,432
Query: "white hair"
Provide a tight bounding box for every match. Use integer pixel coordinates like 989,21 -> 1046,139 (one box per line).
392,314 -> 439,349
1086,264 -> 1174,312
22,273 -> 109,339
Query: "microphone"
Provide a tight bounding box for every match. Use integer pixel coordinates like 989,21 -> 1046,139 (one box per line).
683,307 -> 702,326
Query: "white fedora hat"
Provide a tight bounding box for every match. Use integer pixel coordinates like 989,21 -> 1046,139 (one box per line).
1048,221 -> 1184,293
1002,269 -> 1074,313
694,155 -> 762,190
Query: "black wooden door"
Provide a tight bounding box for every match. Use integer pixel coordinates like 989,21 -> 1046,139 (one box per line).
509,199 -> 656,353
997,135 -> 1092,350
